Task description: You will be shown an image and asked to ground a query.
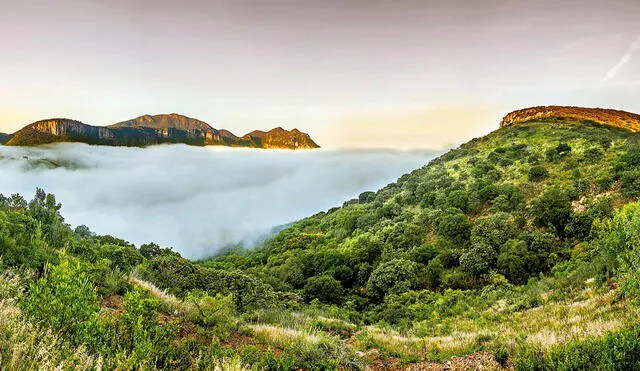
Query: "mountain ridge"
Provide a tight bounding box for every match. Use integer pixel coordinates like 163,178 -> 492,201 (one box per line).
3,114 -> 320,149
500,105 -> 640,132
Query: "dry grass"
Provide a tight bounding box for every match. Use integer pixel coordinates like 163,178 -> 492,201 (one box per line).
250,323 -> 321,348
128,275 -> 189,313
353,287 -> 636,360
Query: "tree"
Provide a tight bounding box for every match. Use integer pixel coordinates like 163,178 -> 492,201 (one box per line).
497,239 -> 533,284
384,222 -> 424,250
27,188 -> 70,248
23,255 -> 100,345
528,166 -> 549,182
367,259 -> 418,301
303,275 -> 344,304
446,190 -> 469,212
436,213 -> 471,244
139,242 -> 180,260
531,188 -> 573,237
459,243 -> 496,278
470,212 -> 518,249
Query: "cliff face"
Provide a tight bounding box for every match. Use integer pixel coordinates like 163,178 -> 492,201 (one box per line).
5,119 -> 116,146
500,106 -> 640,132
4,115 -> 320,149
242,127 -> 320,149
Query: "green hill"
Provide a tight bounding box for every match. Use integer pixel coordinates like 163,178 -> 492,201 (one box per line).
4,113 -> 640,369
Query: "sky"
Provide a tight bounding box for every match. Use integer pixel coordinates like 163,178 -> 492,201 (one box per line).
1,0 -> 639,148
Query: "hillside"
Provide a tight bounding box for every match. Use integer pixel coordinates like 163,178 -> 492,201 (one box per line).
4,109 -> 640,369
500,106 -> 640,132
0,133 -> 11,144
3,114 -> 320,149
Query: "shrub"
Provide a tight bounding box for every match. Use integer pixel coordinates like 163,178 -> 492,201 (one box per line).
436,213 -> 471,244
22,255 -> 100,346
303,275 -> 344,304
367,259 -> 418,301
460,243 -> 496,278
516,324 -> 640,370
531,188 -> 573,237
528,165 -> 549,182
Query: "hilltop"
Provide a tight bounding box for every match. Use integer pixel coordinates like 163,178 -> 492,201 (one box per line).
500,106 -> 640,132
3,114 -> 320,149
4,107 -> 640,369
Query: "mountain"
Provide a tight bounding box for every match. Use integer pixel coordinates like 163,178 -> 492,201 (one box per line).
0,132 -> 11,144
242,127 -> 320,149
3,114 -> 320,149
500,105 -> 640,131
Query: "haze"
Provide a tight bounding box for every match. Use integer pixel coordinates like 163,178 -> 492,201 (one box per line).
0,144 -> 440,258
1,0 -> 639,148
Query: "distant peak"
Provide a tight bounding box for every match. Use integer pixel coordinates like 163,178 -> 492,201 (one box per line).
4,114 -> 320,150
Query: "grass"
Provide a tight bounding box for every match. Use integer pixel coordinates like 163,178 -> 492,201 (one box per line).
348,282 -> 637,365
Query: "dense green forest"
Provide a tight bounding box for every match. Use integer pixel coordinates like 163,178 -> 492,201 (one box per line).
4,119 -> 640,369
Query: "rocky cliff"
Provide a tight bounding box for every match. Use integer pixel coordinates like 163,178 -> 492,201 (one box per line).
242,127 -> 320,149
4,115 -> 320,149
500,106 -> 640,132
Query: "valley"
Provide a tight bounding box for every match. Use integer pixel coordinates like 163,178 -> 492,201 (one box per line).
3,108 -> 640,369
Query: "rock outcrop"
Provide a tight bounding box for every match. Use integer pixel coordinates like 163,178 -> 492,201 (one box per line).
500,106 -> 640,132
242,127 -> 320,149
4,114 -> 320,149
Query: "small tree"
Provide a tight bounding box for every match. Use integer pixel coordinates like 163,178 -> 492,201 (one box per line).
531,188 -> 573,237
460,243 -> 496,278
303,275 -> 344,304
528,165 -> 549,182
23,254 -> 100,345
367,259 -> 418,301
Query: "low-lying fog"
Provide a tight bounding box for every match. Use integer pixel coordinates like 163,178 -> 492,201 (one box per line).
0,144 -> 442,259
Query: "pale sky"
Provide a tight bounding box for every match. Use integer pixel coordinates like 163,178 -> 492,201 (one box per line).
1,0 -> 639,148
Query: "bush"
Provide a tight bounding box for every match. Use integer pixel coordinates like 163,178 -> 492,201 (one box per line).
545,142 -> 572,162
303,275 -> 344,304
22,254 -> 100,346
516,324 -> 640,370
595,203 -> 640,303
494,346 -> 509,367
528,166 -> 549,182
436,213 -> 471,244
460,243 -> 496,278
531,188 -> 573,237
367,259 -> 418,301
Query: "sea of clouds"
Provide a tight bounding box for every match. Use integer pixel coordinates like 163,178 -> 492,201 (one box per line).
0,144 -> 441,259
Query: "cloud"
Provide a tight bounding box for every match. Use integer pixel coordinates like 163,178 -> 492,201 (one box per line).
0,144 -> 440,259
602,35 -> 640,82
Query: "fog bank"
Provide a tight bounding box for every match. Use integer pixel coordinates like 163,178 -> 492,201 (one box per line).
0,144 -> 441,258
